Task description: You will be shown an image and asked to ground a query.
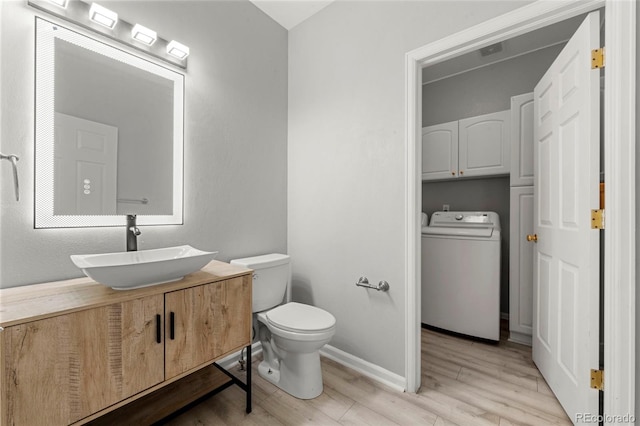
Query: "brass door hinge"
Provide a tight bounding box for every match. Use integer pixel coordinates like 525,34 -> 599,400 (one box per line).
591,48 -> 605,69
590,369 -> 604,390
591,209 -> 604,229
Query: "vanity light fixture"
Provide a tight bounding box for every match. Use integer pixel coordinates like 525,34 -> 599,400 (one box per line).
166,40 -> 189,60
131,24 -> 157,46
47,0 -> 68,9
89,3 -> 118,29
28,0 -> 188,68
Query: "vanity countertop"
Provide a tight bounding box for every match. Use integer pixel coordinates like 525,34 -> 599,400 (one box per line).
0,260 -> 252,328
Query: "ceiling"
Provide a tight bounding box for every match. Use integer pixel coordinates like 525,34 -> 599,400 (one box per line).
249,0 -> 335,30
248,3 -> 589,83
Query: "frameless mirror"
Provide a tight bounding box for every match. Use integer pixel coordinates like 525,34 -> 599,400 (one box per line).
35,18 -> 184,228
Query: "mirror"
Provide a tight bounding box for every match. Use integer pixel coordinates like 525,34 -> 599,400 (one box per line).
35,18 -> 184,228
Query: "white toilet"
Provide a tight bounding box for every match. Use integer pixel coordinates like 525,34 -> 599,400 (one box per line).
230,253 -> 336,399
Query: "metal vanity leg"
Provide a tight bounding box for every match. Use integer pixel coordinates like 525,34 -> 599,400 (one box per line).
246,344 -> 252,413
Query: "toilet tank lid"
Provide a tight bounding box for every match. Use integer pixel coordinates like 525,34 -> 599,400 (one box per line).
230,253 -> 290,269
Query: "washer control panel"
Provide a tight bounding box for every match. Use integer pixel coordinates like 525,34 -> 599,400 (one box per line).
430,211 -> 500,229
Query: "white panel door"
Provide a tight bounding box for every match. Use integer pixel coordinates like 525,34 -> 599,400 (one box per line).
510,93 -> 535,187
54,113 -> 118,215
421,121 -> 458,180
509,186 -> 534,346
458,110 -> 510,177
532,11 -> 600,421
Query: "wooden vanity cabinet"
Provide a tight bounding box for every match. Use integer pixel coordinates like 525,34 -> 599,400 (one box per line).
1,295 -> 164,426
0,261 -> 252,426
165,276 -> 252,379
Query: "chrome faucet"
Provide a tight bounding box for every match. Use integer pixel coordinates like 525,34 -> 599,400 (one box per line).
126,215 -> 141,251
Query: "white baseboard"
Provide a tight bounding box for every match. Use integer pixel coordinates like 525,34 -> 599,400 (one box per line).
320,344 -> 406,393
500,312 -> 509,320
218,342 -> 406,394
507,331 -> 532,347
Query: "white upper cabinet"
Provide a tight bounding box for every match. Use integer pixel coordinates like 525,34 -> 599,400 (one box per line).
510,93 -> 534,186
458,110 -> 510,178
421,120 -> 458,180
422,110 -> 510,181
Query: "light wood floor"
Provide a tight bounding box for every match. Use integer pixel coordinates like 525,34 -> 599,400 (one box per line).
164,328 -> 572,426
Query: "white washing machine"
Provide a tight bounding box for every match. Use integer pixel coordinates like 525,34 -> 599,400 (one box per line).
421,211 -> 501,341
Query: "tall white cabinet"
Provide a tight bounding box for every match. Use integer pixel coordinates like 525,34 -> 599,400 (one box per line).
509,94 -> 535,187
508,92 -> 534,345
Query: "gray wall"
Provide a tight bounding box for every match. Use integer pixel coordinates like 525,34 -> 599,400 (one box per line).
0,0 -> 288,287
422,45 -> 562,314
422,44 -> 564,126
289,0 -> 529,378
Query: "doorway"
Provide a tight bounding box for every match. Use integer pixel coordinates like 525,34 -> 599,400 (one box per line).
404,0 -> 636,421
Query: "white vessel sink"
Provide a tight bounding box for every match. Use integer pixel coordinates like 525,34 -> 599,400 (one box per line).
70,245 -> 218,290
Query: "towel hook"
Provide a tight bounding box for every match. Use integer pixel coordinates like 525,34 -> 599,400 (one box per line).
0,153 -> 20,201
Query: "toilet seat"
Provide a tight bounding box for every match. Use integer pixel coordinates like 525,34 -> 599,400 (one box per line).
266,302 -> 336,334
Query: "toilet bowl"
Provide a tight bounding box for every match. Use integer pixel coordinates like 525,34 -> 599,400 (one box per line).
257,302 -> 336,399
230,254 -> 336,400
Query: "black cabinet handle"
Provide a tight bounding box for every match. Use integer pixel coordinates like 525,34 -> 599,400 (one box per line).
170,312 -> 175,340
156,314 -> 162,344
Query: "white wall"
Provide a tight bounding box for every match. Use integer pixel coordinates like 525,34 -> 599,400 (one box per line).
288,0 -> 530,377
0,0 -> 288,287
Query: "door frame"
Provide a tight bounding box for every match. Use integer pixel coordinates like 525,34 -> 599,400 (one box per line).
404,0 -> 636,421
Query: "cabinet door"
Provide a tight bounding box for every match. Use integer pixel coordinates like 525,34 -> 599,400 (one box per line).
421,121 -> 458,180
165,275 -> 252,379
1,295 -> 164,425
510,93 -> 534,186
459,110 -> 510,177
509,186 -> 534,345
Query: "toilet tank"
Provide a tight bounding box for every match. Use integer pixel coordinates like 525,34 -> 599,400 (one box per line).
230,254 -> 290,313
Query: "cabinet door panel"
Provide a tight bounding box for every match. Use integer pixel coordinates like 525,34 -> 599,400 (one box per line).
121,296 -> 166,393
421,121 -> 458,180
165,276 -> 251,379
459,110 -> 510,177
1,295 -> 164,425
510,93 -> 535,186
509,186 -> 534,345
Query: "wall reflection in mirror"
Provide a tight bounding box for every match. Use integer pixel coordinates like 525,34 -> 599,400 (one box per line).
35,18 -> 184,228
